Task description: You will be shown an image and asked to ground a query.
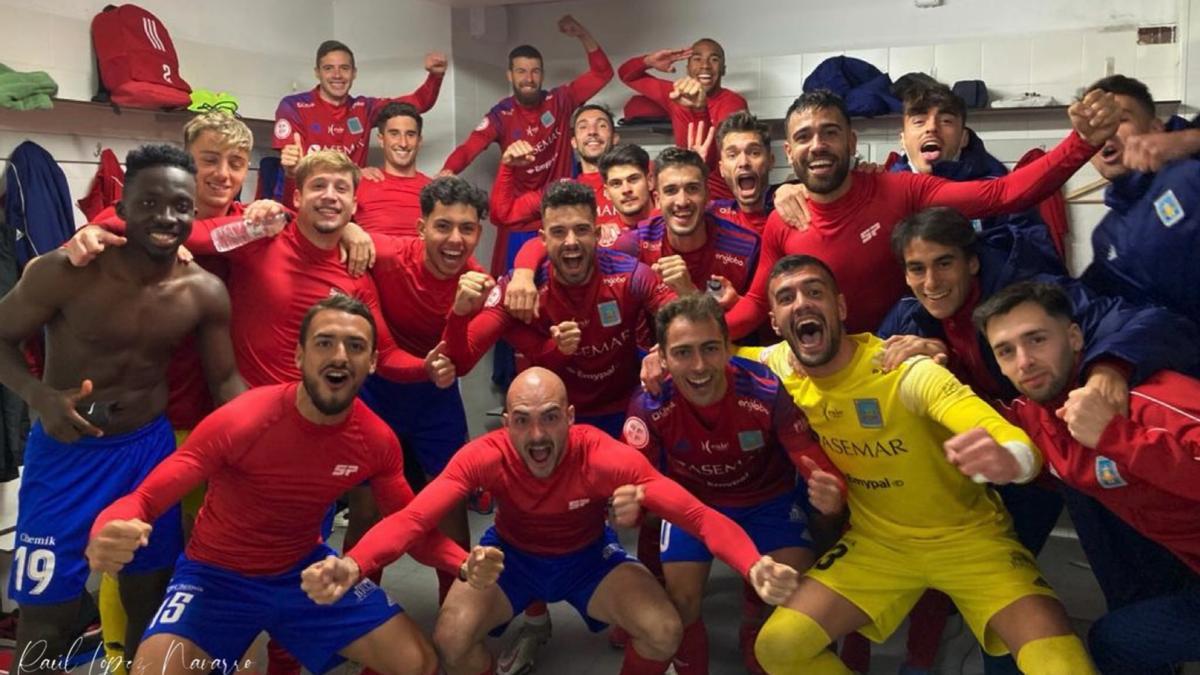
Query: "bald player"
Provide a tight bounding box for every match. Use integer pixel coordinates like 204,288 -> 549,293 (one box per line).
302,367 -> 800,675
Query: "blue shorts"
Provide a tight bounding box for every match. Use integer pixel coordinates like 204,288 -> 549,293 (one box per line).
8,416 -> 182,605
481,526 -> 635,633
660,487 -> 812,564
576,412 -> 626,440
359,375 -> 468,477
143,544 -> 401,674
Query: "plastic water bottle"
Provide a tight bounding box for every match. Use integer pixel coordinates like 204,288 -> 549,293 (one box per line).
210,212 -> 289,252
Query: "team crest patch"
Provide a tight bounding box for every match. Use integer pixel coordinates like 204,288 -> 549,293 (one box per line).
475,117 -> 490,132
273,118 -> 292,140
541,110 -> 555,127
623,417 -> 649,449
737,430 -> 765,452
1154,189 -> 1185,228
853,399 -> 883,428
484,284 -> 503,308
347,116 -> 363,134
1095,456 -> 1127,488
598,300 -> 621,327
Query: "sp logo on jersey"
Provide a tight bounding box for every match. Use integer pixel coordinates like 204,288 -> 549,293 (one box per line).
854,399 -> 884,428
1094,456 -> 1127,489
1154,189 -> 1185,228
332,464 -> 360,477
598,301 -> 621,328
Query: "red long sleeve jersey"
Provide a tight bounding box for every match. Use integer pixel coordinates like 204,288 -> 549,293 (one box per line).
725,132 -> 1099,338
271,77 -> 443,167
354,172 -> 432,239
371,235 -> 485,356
1004,370 -> 1200,574
618,56 -> 748,201
614,207 -> 760,294
92,383 -> 466,576
442,249 -> 675,416
347,424 -> 763,579
93,204 -> 244,429
441,49 -> 614,189
186,223 -> 425,387
488,167 -> 623,243
624,358 -> 842,508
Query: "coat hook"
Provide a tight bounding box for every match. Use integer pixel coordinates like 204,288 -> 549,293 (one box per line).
93,142 -> 102,158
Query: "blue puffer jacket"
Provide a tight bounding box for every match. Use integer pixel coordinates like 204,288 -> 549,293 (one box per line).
878,223 -> 1200,399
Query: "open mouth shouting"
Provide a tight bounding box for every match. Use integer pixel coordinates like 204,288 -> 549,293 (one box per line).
919,137 -> 943,164
1098,140 -> 1122,164
735,170 -> 760,196
792,314 -> 827,354
560,248 -> 586,274
525,440 -> 555,472
321,365 -> 352,391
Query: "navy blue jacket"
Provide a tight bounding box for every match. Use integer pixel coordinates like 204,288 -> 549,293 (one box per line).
891,130 -> 1060,239
1082,157 -> 1200,326
878,223 -> 1200,399
803,56 -> 901,117
3,141 -> 75,269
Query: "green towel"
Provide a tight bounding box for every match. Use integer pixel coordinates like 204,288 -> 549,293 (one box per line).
0,62 -> 58,111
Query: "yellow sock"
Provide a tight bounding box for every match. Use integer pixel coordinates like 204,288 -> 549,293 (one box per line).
1015,634 -> 1097,675
98,574 -> 128,675
755,606 -> 852,675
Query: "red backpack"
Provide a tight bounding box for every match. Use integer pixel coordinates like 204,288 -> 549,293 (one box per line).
91,4 -> 191,109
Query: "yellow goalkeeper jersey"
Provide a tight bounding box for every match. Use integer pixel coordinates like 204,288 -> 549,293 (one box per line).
739,334 -> 1041,542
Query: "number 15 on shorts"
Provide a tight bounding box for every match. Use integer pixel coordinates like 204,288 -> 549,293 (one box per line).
151,591 -> 195,626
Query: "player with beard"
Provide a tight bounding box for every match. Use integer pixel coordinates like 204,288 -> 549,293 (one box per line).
355,177 -> 490,606
620,294 -> 846,674
274,42 -> 447,199
977,282 -> 1200,674
490,104 -> 625,247
353,102 -> 432,238
86,295 -> 488,675
723,88 -> 1119,339
441,180 -> 675,437
711,111 -> 774,235
742,255 -> 1096,675
619,39 -> 747,200
441,16 -> 612,275
301,366 -> 801,675
504,143 -> 658,324
0,144 -> 245,670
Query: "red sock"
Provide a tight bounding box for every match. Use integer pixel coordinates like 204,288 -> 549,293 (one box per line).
905,590 -> 952,668
437,569 -> 456,605
672,619 -> 708,675
266,640 -> 301,675
637,522 -> 663,583
841,631 -> 871,673
620,641 -> 671,675
742,581 -> 767,622
525,601 -> 548,618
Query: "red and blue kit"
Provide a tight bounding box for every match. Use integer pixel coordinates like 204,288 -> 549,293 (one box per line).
710,198 -> 769,236
441,49 -> 612,191
354,172 -> 432,239
726,132 -> 1101,338
442,249 -> 675,416
614,206 -> 760,294
271,76 -> 443,167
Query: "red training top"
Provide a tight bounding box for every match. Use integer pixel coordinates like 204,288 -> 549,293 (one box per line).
1003,370 -> 1200,574
725,132 -> 1099,338
354,172 -> 433,239
371,235 -> 485,356
93,383 -> 467,576
347,424 -> 763,578
618,55 -> 748,201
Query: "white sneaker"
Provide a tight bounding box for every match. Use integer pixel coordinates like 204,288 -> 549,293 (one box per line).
497,618 -> 552,675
